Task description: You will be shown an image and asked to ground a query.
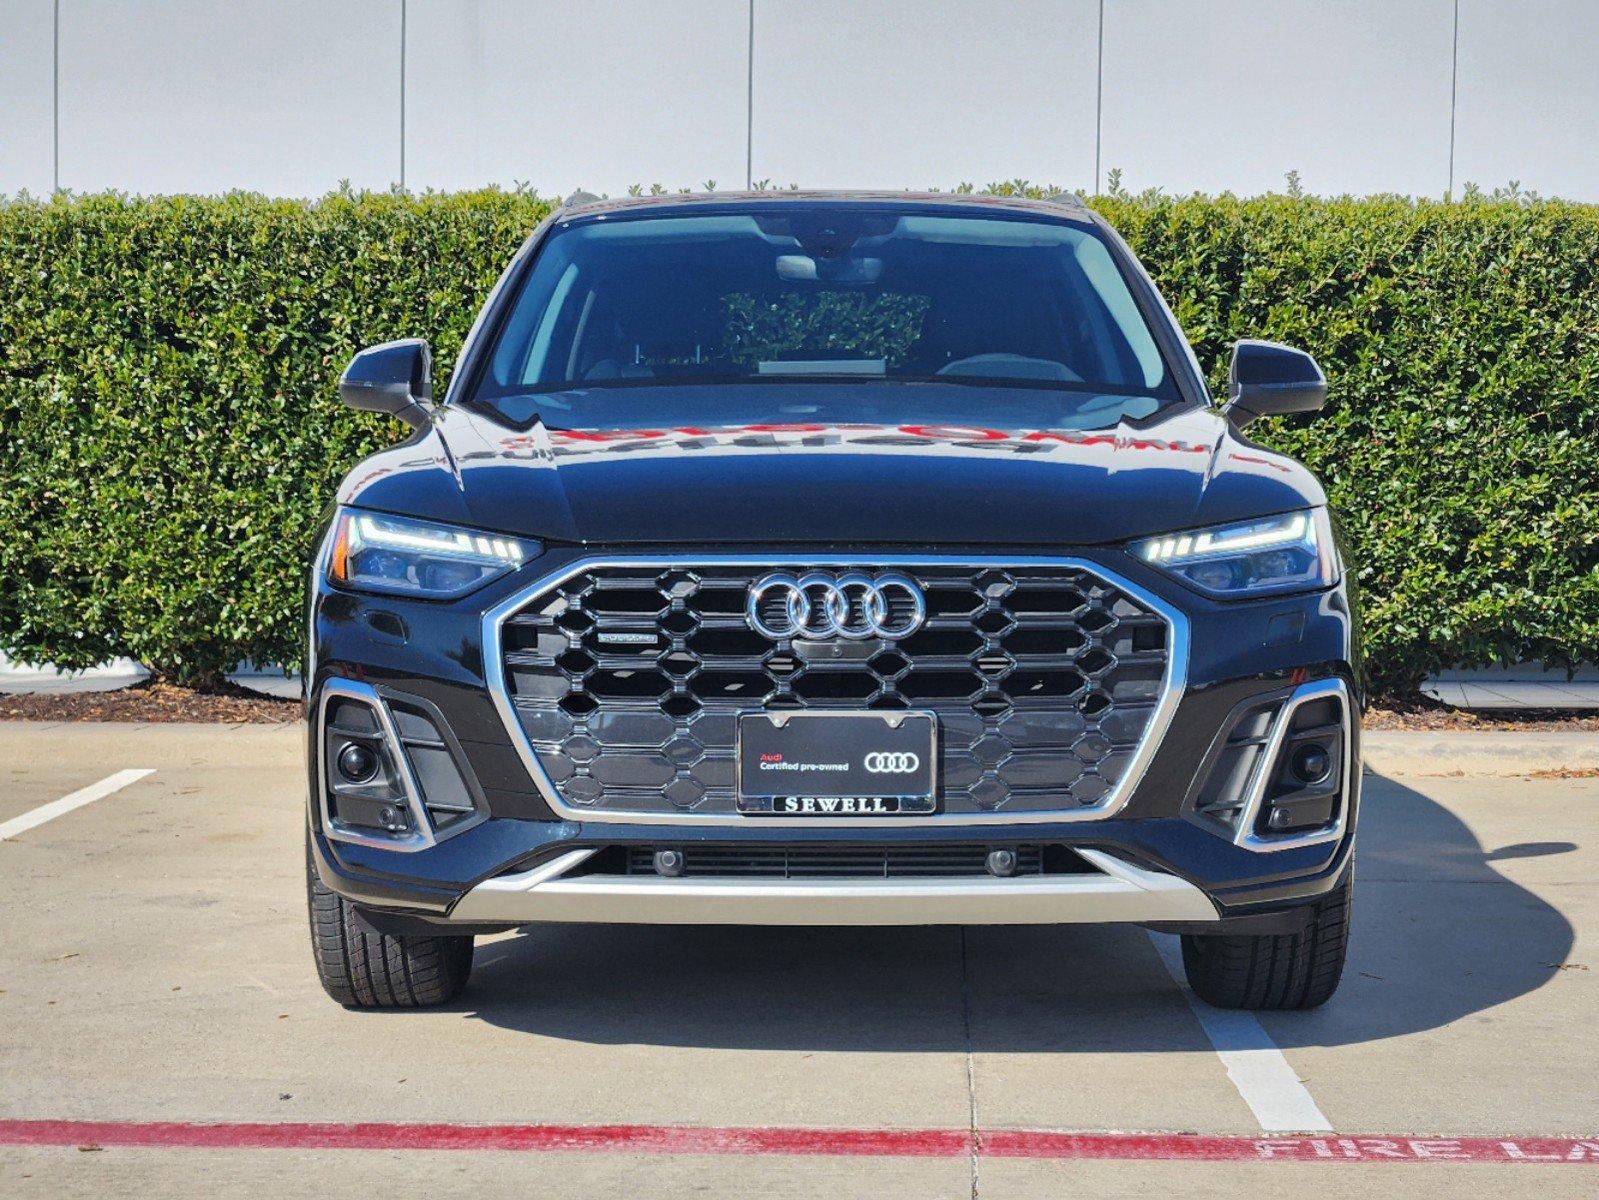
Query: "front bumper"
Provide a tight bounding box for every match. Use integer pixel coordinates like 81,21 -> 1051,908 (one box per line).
446,846 -> 1217,925
308,543 -> 1360,930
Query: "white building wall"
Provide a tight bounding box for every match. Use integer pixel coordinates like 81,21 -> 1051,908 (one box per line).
1453,0 -> 1599,200
752,0 -> 1099,190
1100,0 -> 1457,198
1,0 -> 1597,201
404,0 -> 747,195
54,0 -> 400,196
0,0 -> 56,195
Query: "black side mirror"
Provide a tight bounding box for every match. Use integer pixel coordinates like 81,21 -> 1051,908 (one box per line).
1224,340 -> 1327,428
338,338 -> 433,429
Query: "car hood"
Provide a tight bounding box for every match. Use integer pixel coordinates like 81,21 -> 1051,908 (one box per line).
337,386 -> 1326,546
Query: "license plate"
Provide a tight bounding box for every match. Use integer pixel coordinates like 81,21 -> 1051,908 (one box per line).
736,711 -> 938,815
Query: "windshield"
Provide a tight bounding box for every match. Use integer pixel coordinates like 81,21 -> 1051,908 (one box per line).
468,207 -> 1181,421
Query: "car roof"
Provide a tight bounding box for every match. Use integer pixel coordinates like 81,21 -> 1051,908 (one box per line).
553,188 -> 1091,224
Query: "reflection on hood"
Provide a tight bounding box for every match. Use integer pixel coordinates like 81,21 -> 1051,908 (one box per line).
338,389 -> 1322,547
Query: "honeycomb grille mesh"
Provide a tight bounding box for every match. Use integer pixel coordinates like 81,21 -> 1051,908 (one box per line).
500,563 -> 1169,818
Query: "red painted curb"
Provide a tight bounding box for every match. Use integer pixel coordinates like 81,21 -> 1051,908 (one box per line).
2,1120 -> 1596,1164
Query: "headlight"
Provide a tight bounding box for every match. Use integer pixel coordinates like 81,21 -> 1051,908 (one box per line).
327,510 -> 538,599
1131,508 -> 1337,598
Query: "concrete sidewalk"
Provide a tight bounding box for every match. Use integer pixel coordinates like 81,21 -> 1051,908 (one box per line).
1364,730 -> 1599,775
0,654 -> 299,699
1423,665 -> 1599,711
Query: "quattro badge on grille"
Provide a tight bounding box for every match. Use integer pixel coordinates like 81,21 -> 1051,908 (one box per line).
595,630 -> 659,646
746,572 -> 926,641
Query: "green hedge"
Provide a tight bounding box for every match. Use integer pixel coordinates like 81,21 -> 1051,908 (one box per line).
1,188 -> 1596,687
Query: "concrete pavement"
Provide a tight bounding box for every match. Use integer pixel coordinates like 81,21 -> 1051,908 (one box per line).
0,720 -> 1595,1197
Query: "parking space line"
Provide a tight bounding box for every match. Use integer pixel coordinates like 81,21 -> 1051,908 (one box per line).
1147,932 -> 1332,1133
1,1120 -> 1595,1163
0,769 -> 154,842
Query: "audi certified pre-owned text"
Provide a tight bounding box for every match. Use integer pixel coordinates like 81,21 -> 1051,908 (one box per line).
308,190 -> 1359,1011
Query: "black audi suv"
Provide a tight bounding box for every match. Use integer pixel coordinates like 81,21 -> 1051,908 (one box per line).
307,190 -> 1359,1011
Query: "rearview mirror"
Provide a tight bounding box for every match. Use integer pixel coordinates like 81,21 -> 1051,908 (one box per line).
338,338 -> 433,429
1224,340 -> 1327,428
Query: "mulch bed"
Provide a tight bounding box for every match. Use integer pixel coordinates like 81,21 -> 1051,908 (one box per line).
0,679 -> 301,724
1,680 -> 1595,731
1365,692 -> 1599,732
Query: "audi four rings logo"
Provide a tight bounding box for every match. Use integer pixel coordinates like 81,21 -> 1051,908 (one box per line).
864,751 -> 921,774
746,572 -> 927,641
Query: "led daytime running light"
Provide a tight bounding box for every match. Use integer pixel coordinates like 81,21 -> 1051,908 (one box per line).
326,510 -> 538,599
350,514 -> 525,565
1138,513 -> 1310,564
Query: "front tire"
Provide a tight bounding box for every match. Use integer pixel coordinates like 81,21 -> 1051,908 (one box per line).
306,837 -> 473,1008
1181,868 -> 1352,1010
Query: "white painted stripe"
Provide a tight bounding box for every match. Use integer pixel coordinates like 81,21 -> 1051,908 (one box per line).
0,769 -> 154,842
1148,931 -> 1332,1133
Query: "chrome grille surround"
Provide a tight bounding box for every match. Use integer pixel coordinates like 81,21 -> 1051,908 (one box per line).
483,556 -> 1188,827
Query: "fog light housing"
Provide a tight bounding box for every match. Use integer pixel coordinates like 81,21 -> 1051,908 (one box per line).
336,742 -> 380,784
1290,742 -> 1331,785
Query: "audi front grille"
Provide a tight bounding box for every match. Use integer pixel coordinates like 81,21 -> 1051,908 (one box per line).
488,558 -> 1183,824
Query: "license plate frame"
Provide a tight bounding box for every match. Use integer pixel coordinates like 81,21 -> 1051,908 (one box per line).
735,710 -> 939,816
